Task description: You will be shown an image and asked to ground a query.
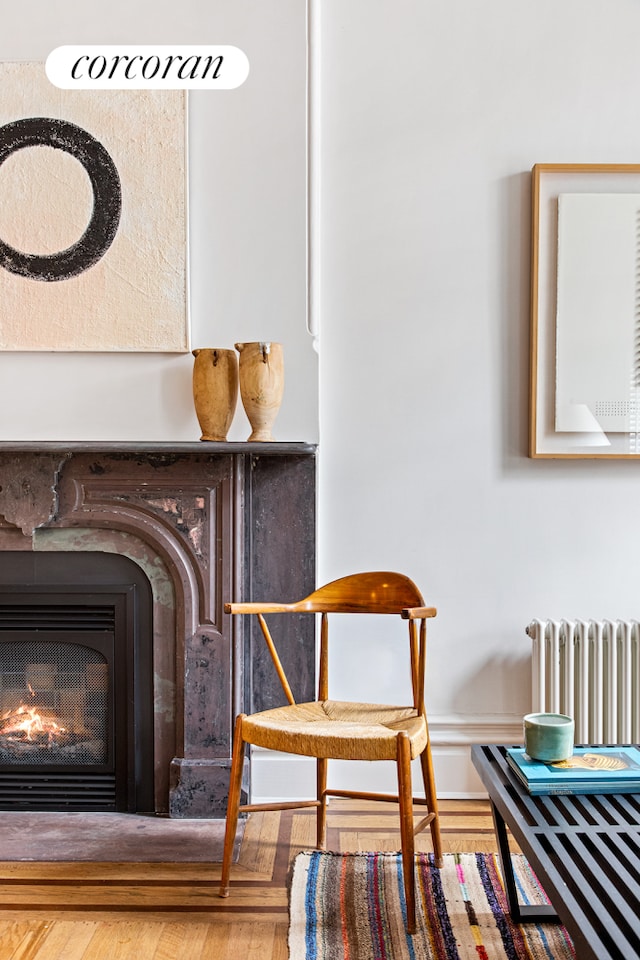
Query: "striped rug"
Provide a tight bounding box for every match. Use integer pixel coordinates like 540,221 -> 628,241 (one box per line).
288,850 -> 575,959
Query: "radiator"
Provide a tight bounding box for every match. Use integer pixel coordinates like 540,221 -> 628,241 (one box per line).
526,619 -> 640,745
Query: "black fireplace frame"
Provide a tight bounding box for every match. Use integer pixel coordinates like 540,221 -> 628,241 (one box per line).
0,552 -> 154,812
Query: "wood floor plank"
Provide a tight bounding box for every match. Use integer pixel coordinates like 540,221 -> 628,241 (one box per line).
0,923 -> 28,960
235,811 -> 264,871
79,921 -> 165,960
23,921 -> 97,960
237,811 -> 280,876
151,922 -> 209,960
289,812 -> 317,865
0,864 -> 217,882
0,921 -> 49,960
196,921 -> 231,957
271,925 -> 289,960
227,920 -> 278,959
290,811 -> 316,847
0,886 -> 214,910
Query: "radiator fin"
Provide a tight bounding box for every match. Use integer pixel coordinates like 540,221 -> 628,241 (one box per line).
527,619 -> 640,745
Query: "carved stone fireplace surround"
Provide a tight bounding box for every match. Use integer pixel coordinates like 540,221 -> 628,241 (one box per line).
0,442 -> 316,819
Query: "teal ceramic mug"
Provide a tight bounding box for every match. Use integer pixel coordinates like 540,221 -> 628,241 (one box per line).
523,712 -> 574,762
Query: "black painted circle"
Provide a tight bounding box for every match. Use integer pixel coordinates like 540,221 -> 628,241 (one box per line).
0,117 -> 121,281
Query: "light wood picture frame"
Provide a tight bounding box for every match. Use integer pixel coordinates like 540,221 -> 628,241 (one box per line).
530,163 -> 640,458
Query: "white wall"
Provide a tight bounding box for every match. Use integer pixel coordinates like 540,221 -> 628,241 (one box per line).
313,0 -> 640,795
0,0 -> 316,444
5,1 -> 640,799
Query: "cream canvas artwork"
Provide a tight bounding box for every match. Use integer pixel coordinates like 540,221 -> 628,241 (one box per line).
0,62 -> 188,351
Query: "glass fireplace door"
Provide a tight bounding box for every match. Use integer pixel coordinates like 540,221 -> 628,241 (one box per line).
0,635 -> 113,768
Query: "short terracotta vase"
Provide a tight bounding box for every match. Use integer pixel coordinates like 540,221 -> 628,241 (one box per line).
235,341 -> 284,442
192,348 -> 239,441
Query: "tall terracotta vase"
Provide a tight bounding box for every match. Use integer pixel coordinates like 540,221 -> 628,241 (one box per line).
235,341 -> 284,441
192,348 -> 238,441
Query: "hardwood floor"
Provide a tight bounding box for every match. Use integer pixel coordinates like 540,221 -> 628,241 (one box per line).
0,799 -> 502,959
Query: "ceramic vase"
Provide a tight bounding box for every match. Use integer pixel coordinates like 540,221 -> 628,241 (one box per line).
235,341 -> 284,441
192,348 -> 239,441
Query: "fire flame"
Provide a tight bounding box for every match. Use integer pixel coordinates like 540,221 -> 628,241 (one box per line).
0,704 -> 67,744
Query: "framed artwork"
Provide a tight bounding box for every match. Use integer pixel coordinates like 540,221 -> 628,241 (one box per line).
0,61 -> 188,352
531,163 -> 640,458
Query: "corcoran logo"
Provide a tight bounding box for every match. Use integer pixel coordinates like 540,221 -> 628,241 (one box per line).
46,45 -> 250,90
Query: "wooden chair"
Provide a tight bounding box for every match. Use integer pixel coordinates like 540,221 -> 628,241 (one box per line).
218,571 -> 443,933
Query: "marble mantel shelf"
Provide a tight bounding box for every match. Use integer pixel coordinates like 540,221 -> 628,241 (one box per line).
0,441 -> 317,454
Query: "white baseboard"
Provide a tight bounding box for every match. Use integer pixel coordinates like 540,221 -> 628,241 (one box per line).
250,714 -> 523,803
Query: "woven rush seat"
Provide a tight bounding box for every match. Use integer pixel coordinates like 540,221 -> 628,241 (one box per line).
242,700 -> 428,760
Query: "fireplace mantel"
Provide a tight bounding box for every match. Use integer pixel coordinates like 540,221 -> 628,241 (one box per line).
0,441 -> 316,453
0,442 -> 316,817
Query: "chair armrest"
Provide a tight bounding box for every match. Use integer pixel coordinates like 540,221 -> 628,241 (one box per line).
224,601 -> 296,615
401,606 -> 437,620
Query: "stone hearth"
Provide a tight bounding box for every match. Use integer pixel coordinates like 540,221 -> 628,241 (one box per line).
0,442 -> 316,819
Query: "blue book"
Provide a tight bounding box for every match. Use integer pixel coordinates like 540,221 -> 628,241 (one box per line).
506,745 -> 640,795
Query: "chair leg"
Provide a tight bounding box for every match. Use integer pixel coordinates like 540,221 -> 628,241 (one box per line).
419,742 -> 443,868
396,732 -> 416,934
316,757 -> 328,849
219,713 -> 246,897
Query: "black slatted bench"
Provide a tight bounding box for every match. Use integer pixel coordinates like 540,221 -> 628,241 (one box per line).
471,743 -> 640,960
